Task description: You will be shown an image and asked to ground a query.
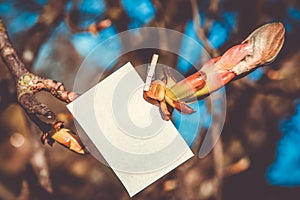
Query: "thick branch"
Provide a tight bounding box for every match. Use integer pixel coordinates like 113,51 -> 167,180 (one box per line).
0,22 -> 28,80
0,18 -> 80,141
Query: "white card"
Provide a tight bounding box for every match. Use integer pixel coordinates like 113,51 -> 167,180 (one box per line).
67,62 -> 193,197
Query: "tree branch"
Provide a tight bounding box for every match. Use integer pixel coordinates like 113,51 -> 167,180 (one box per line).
0,18 -> 83,153
65,13 -> 112,35
1,19 -> 79,117
190,0 -> 218,57
21,0 -> 70,66
28,121 -> 53,193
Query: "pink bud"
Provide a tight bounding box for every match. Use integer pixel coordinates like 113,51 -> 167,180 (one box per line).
228,22 -> 285,75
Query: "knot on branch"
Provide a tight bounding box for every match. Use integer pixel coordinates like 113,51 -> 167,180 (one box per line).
16,72 -> 79,119
17,72 -> 35,100
17,72 -> 54,119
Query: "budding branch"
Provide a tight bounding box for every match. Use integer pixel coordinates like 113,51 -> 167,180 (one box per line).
0,19 -> 78,132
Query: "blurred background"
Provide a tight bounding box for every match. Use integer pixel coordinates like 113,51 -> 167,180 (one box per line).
1,0 -> 300,199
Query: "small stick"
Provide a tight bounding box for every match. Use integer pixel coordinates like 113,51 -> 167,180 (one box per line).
144,54 -> 159,91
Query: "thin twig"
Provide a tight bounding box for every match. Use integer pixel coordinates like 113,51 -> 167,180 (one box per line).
64,0 -> 112,35
65,14 -> 112,35
190,0 -> 218,57
21,0 -> 70,66
28,121 -> 53,193
204,0 -> 220,47
212,139 -> 224,200
16,180 -> 30,200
